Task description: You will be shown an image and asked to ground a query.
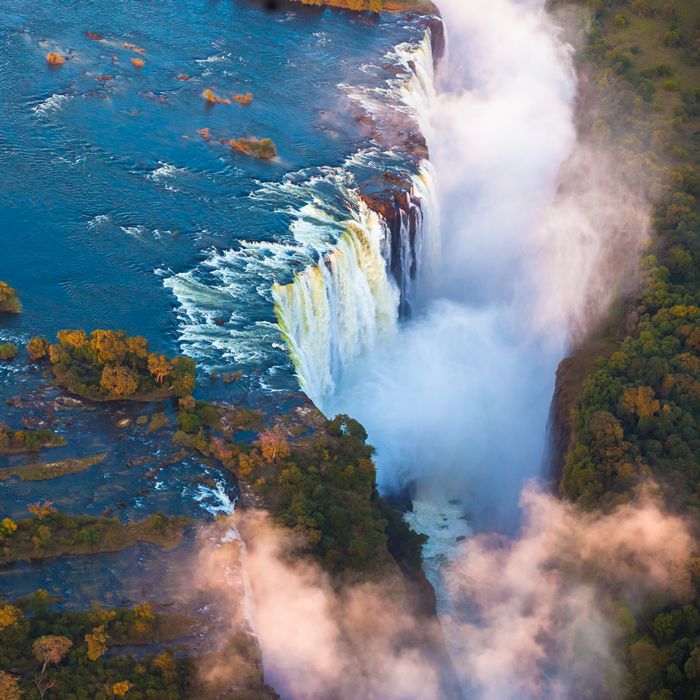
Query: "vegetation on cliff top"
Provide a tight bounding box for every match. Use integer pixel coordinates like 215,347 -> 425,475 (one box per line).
290,0 -> 437,14
552,0 -> 700,697
171,400 -> 425,580
29,329 -> 196,401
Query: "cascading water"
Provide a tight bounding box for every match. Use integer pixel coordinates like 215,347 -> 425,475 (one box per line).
194,480 -> 258,635
390,161 -> 441,313
272,198 -> 399,405
272,29 -> 442,407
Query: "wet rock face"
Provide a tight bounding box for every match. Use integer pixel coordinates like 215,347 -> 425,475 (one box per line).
385,191 -> 423,318
361,178 -> 424,318
547,357 -> 576,487
427,14 -> 446,64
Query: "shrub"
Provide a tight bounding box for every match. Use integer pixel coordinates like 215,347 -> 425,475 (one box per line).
26,336 -> 49,360
0,342 -> 18,361
0,281 -> 21,313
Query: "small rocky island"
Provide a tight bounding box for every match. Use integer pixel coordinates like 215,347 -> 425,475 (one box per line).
28,330 -> 196,401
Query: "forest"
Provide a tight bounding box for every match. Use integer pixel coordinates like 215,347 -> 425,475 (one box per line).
552,0 -> 700,696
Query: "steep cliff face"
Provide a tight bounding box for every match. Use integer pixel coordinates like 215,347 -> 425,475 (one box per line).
548,334 -> 619,486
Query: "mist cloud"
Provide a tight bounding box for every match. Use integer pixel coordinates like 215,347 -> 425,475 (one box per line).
186,511 -> 454,700
187,1 -> 664,698
328,0 -> 582,528
185,494 -> 693,700
443,486 -> 694,700
240,511 -> 458,700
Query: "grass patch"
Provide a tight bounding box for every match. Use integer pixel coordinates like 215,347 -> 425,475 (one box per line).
0,425 -> 66,454
0,453 -> 105,482
0,512 -> 191,565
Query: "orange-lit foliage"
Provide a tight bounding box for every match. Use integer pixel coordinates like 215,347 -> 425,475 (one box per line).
46,53 -> 65,66
290,0 -> 435,10
28,501 -> 56,520
90,330 -> 126,363
56,329 -> 87,350
112,680 -> 134,696
176,74 -> 190,81
33,635 -> 72,669
26,336 -> 49,361
0,281 -> 21,313
131,58 -> 145,68
147,353 -> 173,384
259,428 -> 291,463
0,671 -> 21,700
232,92 -> 253,105
85,31 -> 104,41
229,137 -> 277,160
100,365 -> 139,397
126,335 -> 149,358
196,128 -> 211,139
45,328 -> 196,400
203,89 -> 230,105
152,650 -> 177,681
0,604 -> 23,633
123,43 -> 145,54
85,625 -> 108,661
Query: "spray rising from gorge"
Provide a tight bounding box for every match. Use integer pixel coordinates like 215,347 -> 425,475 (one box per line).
266,1 -> 669,698
275,0 -> 581,524
275,0 -> 651,523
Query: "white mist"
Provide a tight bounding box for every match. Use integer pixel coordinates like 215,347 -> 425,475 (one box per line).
327,0 -> 577,534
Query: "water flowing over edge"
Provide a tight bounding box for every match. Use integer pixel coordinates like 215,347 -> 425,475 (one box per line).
272,28 -> 441,407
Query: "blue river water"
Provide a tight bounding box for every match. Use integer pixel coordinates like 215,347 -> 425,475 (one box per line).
0,0 -> 425,388
0,0 -> 433,615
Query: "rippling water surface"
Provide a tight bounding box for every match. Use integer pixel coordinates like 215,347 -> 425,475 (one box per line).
0,0 -> 424,387
0,0 -> 428,609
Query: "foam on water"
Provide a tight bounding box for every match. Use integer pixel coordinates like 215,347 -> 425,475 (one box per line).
192,479 -> 258,634
87,214 -> 110,231
404,499 -> 472,613
32,92 -> 71,116
147,162 -> 189,182
193,477 -> 237,517
163,28 -> 438,388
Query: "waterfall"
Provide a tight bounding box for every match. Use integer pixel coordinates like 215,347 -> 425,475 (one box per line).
387,161 -> 441,315
194,479 -> 258,634
394,29 -> 437,141
272,198 -> 399,406
273,28 -> 440,407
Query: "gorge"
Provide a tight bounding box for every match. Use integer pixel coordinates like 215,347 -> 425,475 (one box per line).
1,0 -> 699,698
